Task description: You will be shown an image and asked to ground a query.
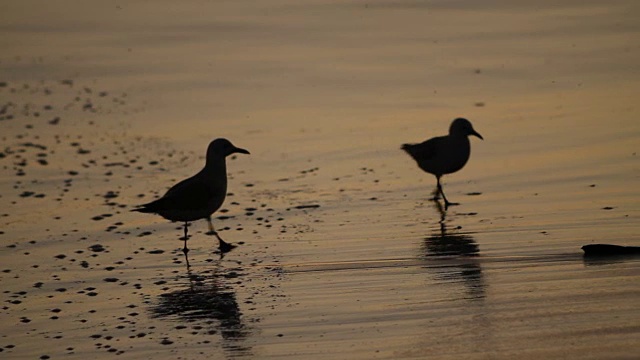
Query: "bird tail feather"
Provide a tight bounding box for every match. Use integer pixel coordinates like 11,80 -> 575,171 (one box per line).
131,206 -> 153,213
131,199 -> 162,213
401,143 -> 416,156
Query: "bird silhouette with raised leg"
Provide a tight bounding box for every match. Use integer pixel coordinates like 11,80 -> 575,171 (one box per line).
402,118 -> 483,209
133,138 -> 249,257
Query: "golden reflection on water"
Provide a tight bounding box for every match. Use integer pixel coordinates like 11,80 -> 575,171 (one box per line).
421,199 -> 485,301
150,264 -> 253,357
1,0 -> 639,359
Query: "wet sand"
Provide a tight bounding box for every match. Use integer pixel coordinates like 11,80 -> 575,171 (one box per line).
2,1 -> 640,359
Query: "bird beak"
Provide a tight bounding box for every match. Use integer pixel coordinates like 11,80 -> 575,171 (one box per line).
233,147 -> 250,155
471,130 -> 483,140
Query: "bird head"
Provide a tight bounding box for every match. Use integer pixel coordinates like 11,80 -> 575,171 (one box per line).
450,118 -> 483,140
207,138 -> 251,159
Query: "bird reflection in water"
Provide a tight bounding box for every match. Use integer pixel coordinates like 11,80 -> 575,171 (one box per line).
421,199 -> 486,300
150,264 -> 252,356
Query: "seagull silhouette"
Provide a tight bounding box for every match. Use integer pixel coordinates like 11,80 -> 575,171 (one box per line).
402,118 -> 483,209
133,138 -> 250,255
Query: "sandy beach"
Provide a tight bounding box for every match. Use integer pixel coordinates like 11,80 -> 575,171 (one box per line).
1,1 -> 639,359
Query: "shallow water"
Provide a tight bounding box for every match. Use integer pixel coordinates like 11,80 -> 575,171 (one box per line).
2,0 -> 640,359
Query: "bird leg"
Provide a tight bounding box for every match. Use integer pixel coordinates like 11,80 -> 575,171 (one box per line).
183,250 -> 191,269
206,216 -> 237,255
430,186 -> 441,201
436,176 -> 458,209
432,196 -> 446,222
205,216 -> 216,235
182,222 -> 190,255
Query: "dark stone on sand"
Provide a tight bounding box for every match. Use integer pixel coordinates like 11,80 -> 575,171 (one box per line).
582,244 -> 640,257
21,142 -> 47,150
294,204 -> 320,210
103,191 -> 118,199
89,244 -> 105,252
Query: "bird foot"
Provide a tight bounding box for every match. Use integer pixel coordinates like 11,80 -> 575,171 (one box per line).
444,201 -> 459,210
207,230 -> 237,257
218,239 -> 237,255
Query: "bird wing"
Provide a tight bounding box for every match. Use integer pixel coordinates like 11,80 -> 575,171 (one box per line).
403,136 -> 441,161
134,180 -> 215,213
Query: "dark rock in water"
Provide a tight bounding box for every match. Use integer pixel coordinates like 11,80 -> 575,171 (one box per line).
582,244 -> 640,257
